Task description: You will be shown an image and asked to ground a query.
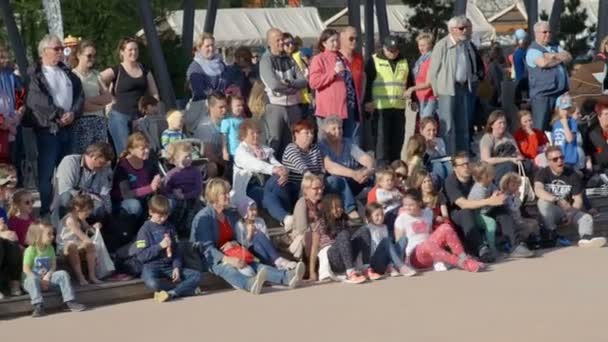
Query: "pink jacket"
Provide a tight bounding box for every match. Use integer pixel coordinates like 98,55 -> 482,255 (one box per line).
309,50 -> 348,120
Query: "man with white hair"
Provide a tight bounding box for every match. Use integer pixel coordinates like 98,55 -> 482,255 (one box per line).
429,15 -> 484,155
25,34 -> 84,216
526,21 -> 571,130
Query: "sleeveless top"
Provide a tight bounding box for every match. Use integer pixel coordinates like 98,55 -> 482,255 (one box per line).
111,64 -> 149,116
73,69 -> 104,117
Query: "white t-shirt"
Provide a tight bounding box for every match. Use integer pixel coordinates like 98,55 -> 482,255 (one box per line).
42,65 -> 73,111
394,208 -> 434,259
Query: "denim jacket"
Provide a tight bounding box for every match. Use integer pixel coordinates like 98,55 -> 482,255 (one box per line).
190,205 -> 240,266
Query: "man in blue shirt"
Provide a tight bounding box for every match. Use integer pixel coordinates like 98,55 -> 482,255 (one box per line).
525,21 -> 572,131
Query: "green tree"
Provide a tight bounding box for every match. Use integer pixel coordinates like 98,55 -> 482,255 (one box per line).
400,0 -> 453,60
558,0 -> 592,57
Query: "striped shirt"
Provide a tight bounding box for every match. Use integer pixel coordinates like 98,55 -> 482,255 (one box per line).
282,143 -> 324,183
161,129 -> 185,149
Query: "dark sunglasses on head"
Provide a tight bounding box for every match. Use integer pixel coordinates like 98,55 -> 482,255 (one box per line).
550,156 -> 565,162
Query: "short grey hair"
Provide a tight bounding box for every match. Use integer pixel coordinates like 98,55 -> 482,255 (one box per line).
321,115 -> 343,131
447,16 -> 468,29
534,21 -> 550,33
37,34 -> 61,56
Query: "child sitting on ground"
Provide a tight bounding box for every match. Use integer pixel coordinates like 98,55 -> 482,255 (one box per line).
500,172 -> 539,242
235,198 -> 298,270
390,160 -> 409,193
419,118 -> 451,182
161,110 -> 186,150
467,161 -> 499,253
220,95 -> 246,162
134,95 -> 166,155
513,110 -> 549,166
8,189 -> 35,246
56,194 -> 103,285
23,221 -> 86,317
136,195 -> 202,303
394,189 -> 484,272
359,202 -> 416,277
404,135 -> 427,177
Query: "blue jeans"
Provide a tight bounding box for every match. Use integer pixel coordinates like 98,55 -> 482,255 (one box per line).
438,84 -> 473,155
23,271 -> 75,305
36,127 -> 74,216
108,110 -> 134,155
248,175 -> 295,222
141,264 -> 202,297
429,160 -> 452,184
370,238 -> 405,273
209,261 -> 289,291
121,198 -> 144,217
250,231 -> 280,265
419,98 -> 438,119
324,175 -> 367,214
396,236 -> 408,261
531,95 -> 558,131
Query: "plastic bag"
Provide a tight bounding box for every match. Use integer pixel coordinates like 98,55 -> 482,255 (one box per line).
92,228 -> 115,279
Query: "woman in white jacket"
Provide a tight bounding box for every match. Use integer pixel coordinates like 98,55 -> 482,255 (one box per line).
233,119 -> 296,230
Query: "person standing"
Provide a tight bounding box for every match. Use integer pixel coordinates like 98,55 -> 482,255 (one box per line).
364,35 -> 410,164
339,26 -> 365,143
283,33 -> 312,118
259,28 -> 308,159
25,34 -> 84,217
406,33 -> 437,119
429,16 -> 484,156
100,37 -> 159,155
526,21 -> 571,131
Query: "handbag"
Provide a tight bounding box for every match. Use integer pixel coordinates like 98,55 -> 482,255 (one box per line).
224,245 -> 255,264
92,228 -> 116,279
517,162 -> 535,203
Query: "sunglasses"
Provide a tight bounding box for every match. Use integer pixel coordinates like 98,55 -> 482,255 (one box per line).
283,41 -> 294,46
252,55 -> 259,59
395,173 -> 407,179
84,53 -> 96,59
455,162 -> 470,167
541,31 -> 551,34
46,46 -> 64,52
456,26 -> 468,31
550,156 -> 565,162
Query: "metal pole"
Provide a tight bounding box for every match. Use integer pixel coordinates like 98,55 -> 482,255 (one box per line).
347,0 -> 362,51
525,0 -> 538,38
374,0 -> 389,40
0,0 -> 29,81
549,0 -> 564,43
182,0 -> 195,59
454,0 -> 467,16
597,0 -> 608,50
203,0 -> 220,34
138,0 -> 176,108
364,0 -> 374,62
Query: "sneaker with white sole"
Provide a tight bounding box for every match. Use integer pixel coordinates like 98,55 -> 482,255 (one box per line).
287,261 -> 305,289
578,235 -> 607,248
283,215 -> 295,232
275,257 -> 297,270
433,262 -> 448,272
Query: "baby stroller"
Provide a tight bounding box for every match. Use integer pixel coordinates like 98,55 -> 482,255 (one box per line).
158,139 -> 208,238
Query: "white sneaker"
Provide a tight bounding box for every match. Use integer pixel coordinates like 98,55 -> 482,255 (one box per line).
433,262 -> 448,272
578,236 -> 607,248
275,257 -> 297,270
283,215 -> 295,232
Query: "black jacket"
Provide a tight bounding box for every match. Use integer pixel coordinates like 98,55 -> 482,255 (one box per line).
23,61 -> 84,131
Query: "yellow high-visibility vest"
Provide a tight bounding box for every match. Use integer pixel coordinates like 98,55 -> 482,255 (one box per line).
372,55 -> 409,110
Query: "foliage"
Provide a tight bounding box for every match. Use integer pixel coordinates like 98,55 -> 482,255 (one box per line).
400,0 -> 453,61
557,0 -> 593,57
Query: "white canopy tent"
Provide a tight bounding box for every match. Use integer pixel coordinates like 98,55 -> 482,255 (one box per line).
153,7 -> 326,48
324,4 -> 496,46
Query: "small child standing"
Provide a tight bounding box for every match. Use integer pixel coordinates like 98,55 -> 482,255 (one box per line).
358,203 -> 416,277
8,189 -> 35,246
220,95 -> 246,162
163,141 -> 203,201
468,161 -> 499,253
134,95 -> 166,155
551,94 -> 579,168
235,198 -> 299,270
161,110 -> 186,150
23,221 -> 86,317
394,190 -> 483,272
57,194 -> 103,285
136,195 -> 202,303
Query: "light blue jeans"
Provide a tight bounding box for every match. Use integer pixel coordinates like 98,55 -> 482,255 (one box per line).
209,261 -> 289,291
23,271 -> 75,305
419,98 -> 438,119
108,110 -> 134,155
121,198 -> 144,217
438,84 -> 473,155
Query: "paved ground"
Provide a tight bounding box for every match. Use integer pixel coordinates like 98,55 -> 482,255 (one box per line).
3,247 -> 608,342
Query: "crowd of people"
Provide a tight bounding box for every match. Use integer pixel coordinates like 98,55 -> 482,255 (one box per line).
1,14 -> 608,318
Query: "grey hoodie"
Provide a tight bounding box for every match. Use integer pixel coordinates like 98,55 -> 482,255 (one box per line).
259,51 -> 307,106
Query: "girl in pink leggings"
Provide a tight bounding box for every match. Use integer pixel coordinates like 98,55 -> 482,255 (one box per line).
394,189 -> 484,273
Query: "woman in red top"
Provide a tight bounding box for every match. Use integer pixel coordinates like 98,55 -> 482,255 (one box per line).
513,110 -> 549,166
191,178 -> 304,295
405,33 -> 437,119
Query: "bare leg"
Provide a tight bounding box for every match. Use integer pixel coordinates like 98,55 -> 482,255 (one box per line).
83,242 -> 102,284
66,243 -> 88,285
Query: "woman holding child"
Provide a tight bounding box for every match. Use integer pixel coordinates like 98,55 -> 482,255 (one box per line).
191,178 -> 304,295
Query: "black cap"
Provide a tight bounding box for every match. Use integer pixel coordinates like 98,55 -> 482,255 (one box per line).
383,35 -> 400,50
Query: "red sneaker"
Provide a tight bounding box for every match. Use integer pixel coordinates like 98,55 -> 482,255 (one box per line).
463,259 -> 484,273
363,268 -> 383,281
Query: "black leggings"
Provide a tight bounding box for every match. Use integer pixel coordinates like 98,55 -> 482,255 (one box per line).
0,238 -> 22,282
327,228 -> 367,274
